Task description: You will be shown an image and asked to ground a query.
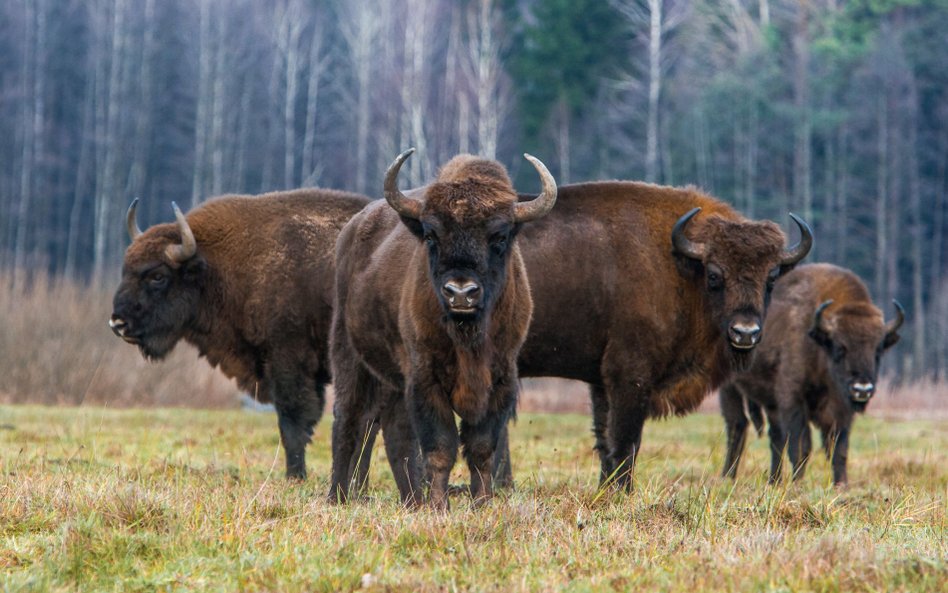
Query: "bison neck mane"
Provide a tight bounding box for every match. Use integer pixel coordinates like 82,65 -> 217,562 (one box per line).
645,277 -> 738,418
181,266 -> 265,393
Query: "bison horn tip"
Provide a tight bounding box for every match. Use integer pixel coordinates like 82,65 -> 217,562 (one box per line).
126,198 -> 143,241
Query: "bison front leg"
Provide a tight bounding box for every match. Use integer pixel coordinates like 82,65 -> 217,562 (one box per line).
590,384 -> 612,486
270,366 -> 324,480
379,392 -> 424,507
491,423 -> 514,490
604,389 -> 649,493
327,359 -> 384,503
785,407 -> 810,481
408,381 -> 458,511
767,420 -> 787,485
720,384 -> 749,479
826,426 -> 850,486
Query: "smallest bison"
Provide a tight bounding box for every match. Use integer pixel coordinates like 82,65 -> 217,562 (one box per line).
720,263 -> 904,485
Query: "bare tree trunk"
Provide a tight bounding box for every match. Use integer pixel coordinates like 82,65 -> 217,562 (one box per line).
470,0 -> 505,160
745,99 -> 758,218
282,0 -> 303,189
210,13 -> 226,196
401,0 -> 433,187
645,0 -> 662,182
874,97 -> 888,302
301,22 -> 326,186
553,100 -> 571,184
94,0 -> 127,284
190,0 -> 211,206
234,79 -> 252,193
759,0 -> 770,27
793,0 -> 812,223
126,0 -> 155,201
340,1 -> 379,194
906,76 -> 926,374
13,0 -> 41,287
65,38 -> 98,280
835,124 -> 849,265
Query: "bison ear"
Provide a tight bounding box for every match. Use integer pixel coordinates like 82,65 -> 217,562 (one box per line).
182,254 -> 207,282
807,324 -> 832,350
882,331 -> 901,350
399,215 -> 425,239
808,300 -> 833,350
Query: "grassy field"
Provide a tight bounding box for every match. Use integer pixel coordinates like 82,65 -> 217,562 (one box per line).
1,405 -> 945,592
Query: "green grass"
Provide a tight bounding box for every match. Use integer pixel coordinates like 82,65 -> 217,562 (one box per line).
1,405 -> 945,592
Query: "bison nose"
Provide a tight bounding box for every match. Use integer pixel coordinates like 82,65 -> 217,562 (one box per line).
849,381 -> 875,402
441,281 -> 480,309
728,321 -> 761,350
109,315 -> 128,338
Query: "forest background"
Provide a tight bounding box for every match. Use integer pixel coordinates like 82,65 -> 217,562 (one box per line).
0,0 -> 946,391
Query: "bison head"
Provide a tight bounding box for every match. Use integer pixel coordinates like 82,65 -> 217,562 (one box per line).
383,148 -> 556,326
672,208 -> 812,369
808,299 -> 904,410
109,200 -> 206,360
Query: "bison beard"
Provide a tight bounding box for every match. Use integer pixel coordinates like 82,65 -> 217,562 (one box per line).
110,189 -> 371,480
329,149 -> 556,509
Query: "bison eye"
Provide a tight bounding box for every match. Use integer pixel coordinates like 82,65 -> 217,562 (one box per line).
707,271 -> 723,290
832,344 -> 847,362
146,271 -> 168,288
490,233 -> 508,254
423,232 -> 437,249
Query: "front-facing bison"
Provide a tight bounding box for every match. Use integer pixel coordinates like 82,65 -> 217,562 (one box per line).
719,263 -> 904,485
329,149 -> 557,509
109,189 -> 370,479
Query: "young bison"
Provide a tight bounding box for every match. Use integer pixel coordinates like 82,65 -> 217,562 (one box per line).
719,263 -> 904,485
109,189 -> 370,479
329,149 -> 557,509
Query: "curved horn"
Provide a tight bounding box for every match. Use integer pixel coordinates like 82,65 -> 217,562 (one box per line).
126,198 -> 143,241
513,154 -> 558,223
813,299 -> 834,329
671,207 -> 706,260
885,299 -> 905,337
780,213 -> 813,266
383,148 -> 423,220
165,202 -> 197,263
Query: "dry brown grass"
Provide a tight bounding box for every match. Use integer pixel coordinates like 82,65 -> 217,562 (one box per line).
1,269 -> 945,418
522,376 -> 948,419
0,270 -> 239,408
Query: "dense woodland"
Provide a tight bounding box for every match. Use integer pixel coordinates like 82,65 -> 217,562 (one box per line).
0,0 -> 945,378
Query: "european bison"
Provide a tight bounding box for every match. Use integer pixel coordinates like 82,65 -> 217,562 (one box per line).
329,149 -> 557,509
335,180 -> 812,493
719,263 -> 904,485
109,189 -> 370,479
511,182 -> 812,489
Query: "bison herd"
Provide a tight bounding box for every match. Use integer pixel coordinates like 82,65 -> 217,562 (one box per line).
109,148 -> 903,510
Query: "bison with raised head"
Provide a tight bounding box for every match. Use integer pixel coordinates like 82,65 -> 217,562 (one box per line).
109,189 -> 370,479
329,149 -> 557,509
719,263 -> 904,486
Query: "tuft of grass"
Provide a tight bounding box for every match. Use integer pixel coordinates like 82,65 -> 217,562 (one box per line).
1,405 -> 945,591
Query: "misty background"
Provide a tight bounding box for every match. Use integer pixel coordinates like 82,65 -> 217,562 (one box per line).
0,0 -> 946,380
